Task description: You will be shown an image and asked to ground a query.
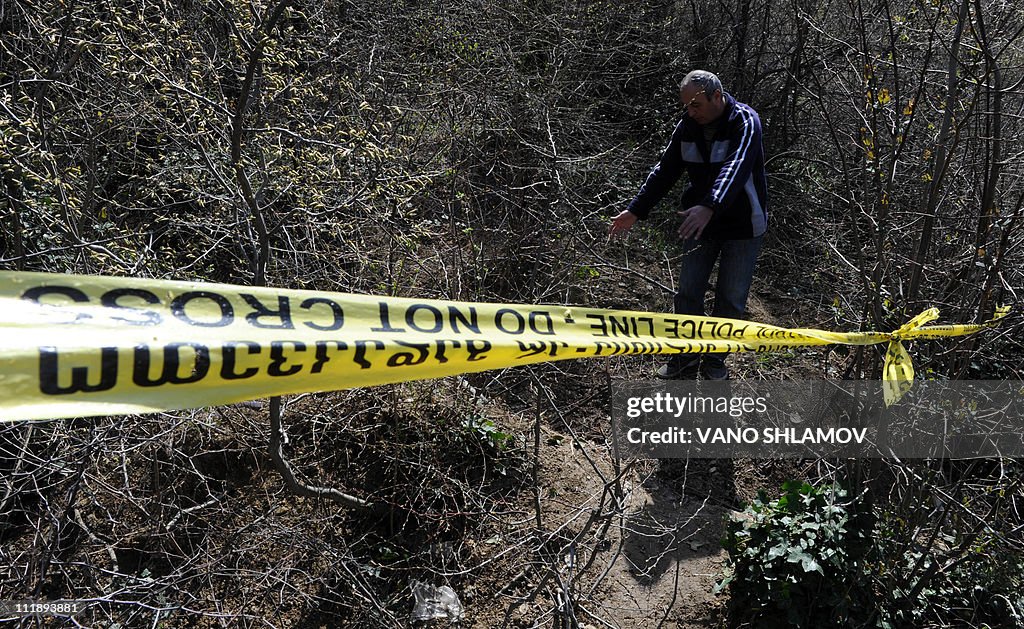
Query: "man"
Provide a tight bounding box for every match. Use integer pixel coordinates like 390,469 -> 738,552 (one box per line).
609,70 -> 767,380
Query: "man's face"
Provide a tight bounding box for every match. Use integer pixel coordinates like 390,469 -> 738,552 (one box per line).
680,84 -> 725,125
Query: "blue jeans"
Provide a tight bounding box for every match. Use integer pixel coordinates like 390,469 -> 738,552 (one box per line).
674,236 -> 764,364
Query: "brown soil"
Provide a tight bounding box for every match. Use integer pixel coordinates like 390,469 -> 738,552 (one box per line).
460,278 -> 831,627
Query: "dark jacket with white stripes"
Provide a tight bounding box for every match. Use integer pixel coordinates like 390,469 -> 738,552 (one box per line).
626,92 -> 768,240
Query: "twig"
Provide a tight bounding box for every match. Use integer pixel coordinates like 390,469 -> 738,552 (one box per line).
268,397 -> 370,510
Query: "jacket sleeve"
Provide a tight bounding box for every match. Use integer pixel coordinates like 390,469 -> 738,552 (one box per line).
626,121 -> 685,220
701,106 -> 761,212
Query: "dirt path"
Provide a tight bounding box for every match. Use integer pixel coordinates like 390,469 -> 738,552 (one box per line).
482,290 -> 821,628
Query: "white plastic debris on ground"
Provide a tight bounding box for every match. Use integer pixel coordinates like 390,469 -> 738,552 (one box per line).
410,580 -> 464,622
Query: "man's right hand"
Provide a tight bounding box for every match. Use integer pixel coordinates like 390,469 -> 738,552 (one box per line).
677,204 -> 713,240
609,210 -> 638,236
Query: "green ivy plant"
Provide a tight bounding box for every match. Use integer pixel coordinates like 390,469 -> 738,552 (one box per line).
719,481 -> 874,628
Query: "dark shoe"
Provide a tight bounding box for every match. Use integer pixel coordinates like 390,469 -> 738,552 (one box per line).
656,355 -> 701,379
701,356 -> 729,380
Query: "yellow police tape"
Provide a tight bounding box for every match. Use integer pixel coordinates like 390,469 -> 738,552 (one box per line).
0,272 -> 1009,421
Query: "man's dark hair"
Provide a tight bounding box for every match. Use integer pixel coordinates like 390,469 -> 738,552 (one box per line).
680,70 -> 723,97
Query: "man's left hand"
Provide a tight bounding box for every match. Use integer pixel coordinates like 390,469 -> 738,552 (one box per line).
677,205 -> 713,240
